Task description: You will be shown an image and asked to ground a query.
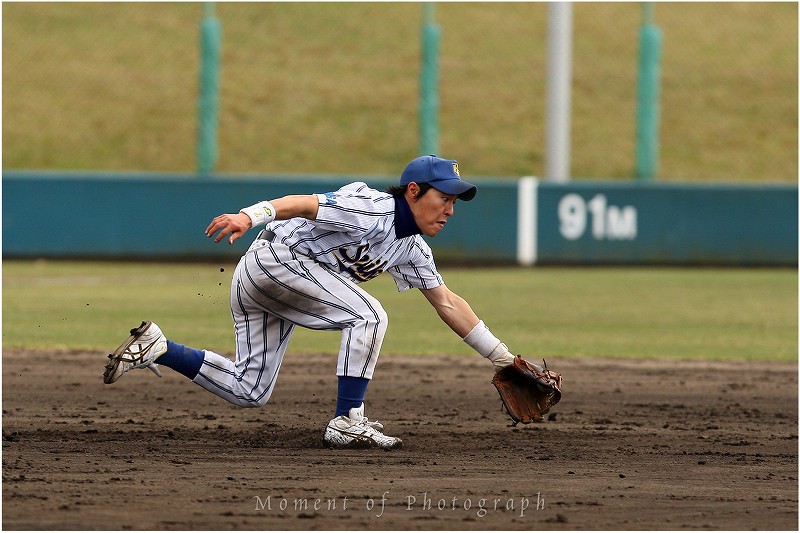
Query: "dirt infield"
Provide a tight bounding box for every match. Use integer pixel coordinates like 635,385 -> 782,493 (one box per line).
3,349 -> 797,530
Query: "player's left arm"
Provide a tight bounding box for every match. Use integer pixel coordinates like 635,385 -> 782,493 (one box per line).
420,284 -> 516,370
206,195 -> 319,245
420,283 -> 480,337
422,284 -> 563,423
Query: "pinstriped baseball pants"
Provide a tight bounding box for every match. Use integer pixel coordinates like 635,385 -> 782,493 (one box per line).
192,240 -> 388,407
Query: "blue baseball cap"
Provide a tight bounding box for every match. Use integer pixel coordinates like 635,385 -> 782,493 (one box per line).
400,155 -> 478,201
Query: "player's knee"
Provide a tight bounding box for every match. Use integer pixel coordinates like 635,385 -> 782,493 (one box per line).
244,397 -> 270,408
236,395 -> 270,408
231,384 -> 274,408
374,305 -> 388,333
367,299 -> 387,325
358,292 -> 387,328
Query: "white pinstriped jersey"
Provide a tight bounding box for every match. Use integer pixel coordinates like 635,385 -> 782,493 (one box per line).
265,182 -> 444,291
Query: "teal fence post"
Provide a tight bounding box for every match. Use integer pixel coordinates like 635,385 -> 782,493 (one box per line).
634,3 -> 662,181
419,3 -> 441,156
197,2 -> 221,176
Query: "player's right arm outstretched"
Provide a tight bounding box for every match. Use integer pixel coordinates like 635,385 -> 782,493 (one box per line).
205,195 -> 319,245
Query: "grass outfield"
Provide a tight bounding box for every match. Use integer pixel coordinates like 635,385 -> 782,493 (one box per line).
3,260 -> 796,362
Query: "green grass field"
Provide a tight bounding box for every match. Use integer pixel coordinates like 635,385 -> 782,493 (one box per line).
3,260 -> 796,362
3,2 -> 797,182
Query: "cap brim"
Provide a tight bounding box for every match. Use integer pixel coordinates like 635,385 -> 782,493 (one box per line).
431,179 -> 478,201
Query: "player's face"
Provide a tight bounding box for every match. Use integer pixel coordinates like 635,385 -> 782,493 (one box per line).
407,184 -> 457,237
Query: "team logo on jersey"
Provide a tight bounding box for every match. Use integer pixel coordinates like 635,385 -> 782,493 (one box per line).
323,192 -> 338,205
333,244 -> 387,282
452,162 -> 460,176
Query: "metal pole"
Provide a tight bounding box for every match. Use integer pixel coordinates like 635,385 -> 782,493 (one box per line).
635,2 -> 663,181
197,2 -> 221,175
545,2 -> 573,182
419,2 -> 440,156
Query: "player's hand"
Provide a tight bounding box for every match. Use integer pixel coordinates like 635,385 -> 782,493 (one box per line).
490,351 -> 517,372
205,213 -> 253,245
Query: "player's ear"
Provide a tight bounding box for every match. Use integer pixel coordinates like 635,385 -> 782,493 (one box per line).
406,182 -> 420,201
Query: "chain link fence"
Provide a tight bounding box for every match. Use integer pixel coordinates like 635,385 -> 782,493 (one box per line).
3,2 -> 796,181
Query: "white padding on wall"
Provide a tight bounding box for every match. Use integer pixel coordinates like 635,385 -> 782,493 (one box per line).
517,176 -> 539,266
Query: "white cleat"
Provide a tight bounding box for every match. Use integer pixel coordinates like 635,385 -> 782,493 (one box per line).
103,320 -> 167,384
323,403 -> 402,450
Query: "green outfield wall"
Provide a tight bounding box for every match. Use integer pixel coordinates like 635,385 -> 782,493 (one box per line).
518,178 -> 797,266
3,171 -> 796,266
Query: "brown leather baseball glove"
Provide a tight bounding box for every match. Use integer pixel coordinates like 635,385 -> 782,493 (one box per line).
491,356 -> 562,425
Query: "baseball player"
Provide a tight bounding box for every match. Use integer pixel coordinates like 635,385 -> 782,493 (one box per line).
104,155 -> 527,450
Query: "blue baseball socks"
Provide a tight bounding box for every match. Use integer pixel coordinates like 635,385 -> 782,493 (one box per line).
154,340 -> 205,380
336,376 -> 370,417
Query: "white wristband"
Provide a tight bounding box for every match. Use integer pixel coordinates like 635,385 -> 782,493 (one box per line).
462,320 -> 507,359
240,200 -> 277,228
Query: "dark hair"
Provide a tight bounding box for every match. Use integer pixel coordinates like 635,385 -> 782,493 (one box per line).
385,182 -> 433,199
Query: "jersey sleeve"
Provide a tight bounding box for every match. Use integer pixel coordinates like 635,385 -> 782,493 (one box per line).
387,237 -> 444,292
313,182 -> 394,236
